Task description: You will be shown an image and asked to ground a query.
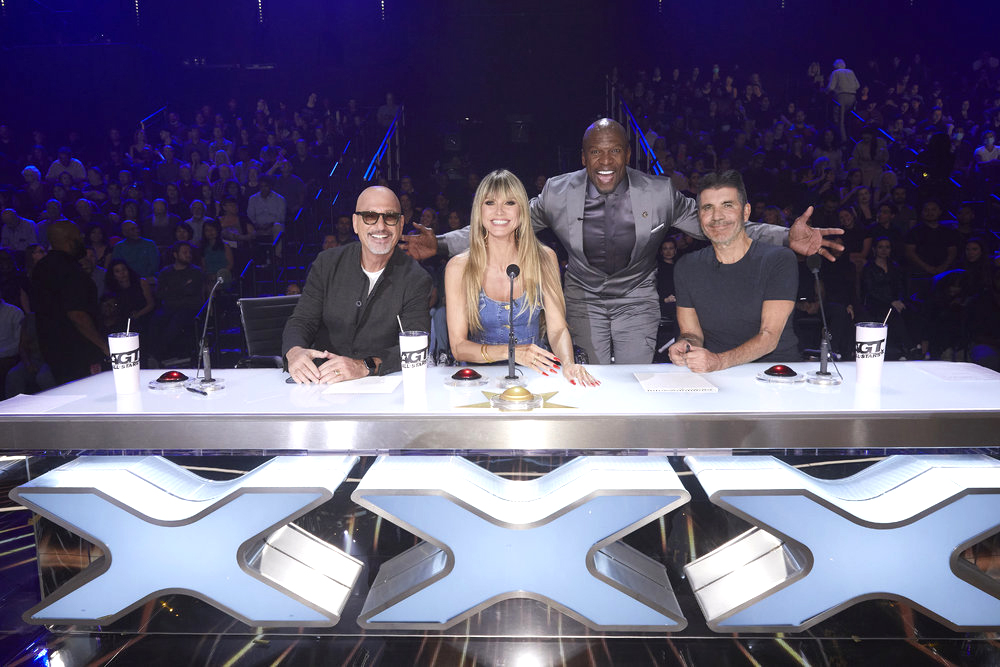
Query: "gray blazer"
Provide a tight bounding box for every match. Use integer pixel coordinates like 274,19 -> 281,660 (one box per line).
442,167 -> 788,299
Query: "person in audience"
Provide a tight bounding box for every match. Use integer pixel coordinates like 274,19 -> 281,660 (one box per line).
0,294 -> 29,398
183,199 -> 211,244
200,220 -> 233,283
444,170 -> 596,385
102,259 -> 154,335
80,248 -> 106,300
904,198 -> 960,299
31,220 -> 108,384
860,237 -> 922,359
149,241 -> 203,362
86,224 -> 112,269
273,159 -> 305,214
163,182 -> 189,220
45,147 -> 86,183
668,170 -> 800,371
176,164 -> 202,204
967,269 -> 1000,371
1,208 -> 37,252
654,237 -> 679,362
145,198 -> 181,246
111,220 -> 160,278
218,195 -> 252,245
155,144 -> 182,185
282,185 -> 432,383
246,174 -> 286,247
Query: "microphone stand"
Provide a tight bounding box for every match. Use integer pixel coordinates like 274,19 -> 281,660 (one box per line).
805,257 -> 843,386
187,275 -> 226,393
506,268 -> 518,382
497,264 -> 526,388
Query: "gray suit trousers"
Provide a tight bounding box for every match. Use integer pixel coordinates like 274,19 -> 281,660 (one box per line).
565,281 -> 660,365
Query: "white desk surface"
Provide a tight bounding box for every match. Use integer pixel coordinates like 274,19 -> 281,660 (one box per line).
0,362 -> 997,452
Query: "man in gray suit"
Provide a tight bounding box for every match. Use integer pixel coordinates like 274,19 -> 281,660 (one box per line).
403,119 -> 843,364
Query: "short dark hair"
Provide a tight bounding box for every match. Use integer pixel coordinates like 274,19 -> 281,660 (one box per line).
172,240 -> 194,256
698,170 -> 748,209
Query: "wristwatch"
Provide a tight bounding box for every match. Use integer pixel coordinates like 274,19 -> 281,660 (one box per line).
363,356 -> 378,376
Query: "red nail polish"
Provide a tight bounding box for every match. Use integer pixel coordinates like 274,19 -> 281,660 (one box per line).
570,380 -> 577,385
543,372 -> 549,376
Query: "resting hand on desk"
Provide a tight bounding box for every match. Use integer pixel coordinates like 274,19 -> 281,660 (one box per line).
316,354 -> 368,383
287,346 -> 331,384
287,347 -> 367,384
563,363 -> 600,387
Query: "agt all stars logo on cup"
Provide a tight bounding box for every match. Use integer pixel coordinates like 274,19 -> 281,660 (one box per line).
401,347 -> 427,368
855,339 -> 886,359
110,349 -> 140,369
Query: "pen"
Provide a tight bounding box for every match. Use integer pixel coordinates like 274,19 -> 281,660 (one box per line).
685,343 -> 692,354
186,386 -> 208,396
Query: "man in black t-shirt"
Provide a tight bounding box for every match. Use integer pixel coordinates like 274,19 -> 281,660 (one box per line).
668,171 -> 799,372
32,221 -> 109,384
904,199 -> 960,299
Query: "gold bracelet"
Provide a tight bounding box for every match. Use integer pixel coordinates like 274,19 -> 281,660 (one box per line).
481,344 -> 494,364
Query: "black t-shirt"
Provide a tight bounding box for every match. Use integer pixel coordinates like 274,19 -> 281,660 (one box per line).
675,241 -> 800,362
904,222 -> 960,269
32,250 -> 103,382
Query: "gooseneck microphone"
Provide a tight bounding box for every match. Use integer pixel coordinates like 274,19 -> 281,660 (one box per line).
505,264 -> 520,381
805,254 -> 842,385
190,275 -> 225,391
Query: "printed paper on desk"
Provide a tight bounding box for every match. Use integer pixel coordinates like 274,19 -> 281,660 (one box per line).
322,376 -> 403,394
634,372 -> 718,393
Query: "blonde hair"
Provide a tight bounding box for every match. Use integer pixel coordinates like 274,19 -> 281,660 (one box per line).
463,169 -> 564,335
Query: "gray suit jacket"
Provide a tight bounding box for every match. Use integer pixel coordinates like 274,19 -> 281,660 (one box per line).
442,167 -> 787,299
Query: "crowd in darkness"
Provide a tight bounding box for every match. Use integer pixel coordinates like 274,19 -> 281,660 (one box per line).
605,53 -> 1000,369
1,50 -> 1000,395
0,92 -> 403,395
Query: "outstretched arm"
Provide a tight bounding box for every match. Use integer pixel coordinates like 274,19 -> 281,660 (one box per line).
786,206 -> 844,261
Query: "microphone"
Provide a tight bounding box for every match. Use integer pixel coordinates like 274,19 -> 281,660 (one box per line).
506,264 -> 520,382
189,274 -> 226,391
805,254 -> 842,385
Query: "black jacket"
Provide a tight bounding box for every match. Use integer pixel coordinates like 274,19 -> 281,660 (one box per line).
282,243 -> 431,375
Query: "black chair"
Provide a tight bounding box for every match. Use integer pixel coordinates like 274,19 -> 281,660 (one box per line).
236,294 -> 300,368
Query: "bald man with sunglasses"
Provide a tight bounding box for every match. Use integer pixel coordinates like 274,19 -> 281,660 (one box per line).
282,186 -> 432,383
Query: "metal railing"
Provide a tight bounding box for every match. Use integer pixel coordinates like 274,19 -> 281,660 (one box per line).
364,106 -> 404,183
606,78 -> 662,176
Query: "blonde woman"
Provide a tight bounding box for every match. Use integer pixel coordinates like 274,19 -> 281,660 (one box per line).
444,170 -> 598,386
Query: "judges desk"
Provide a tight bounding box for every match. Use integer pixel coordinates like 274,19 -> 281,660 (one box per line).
0,361 -> 998,452
2,362 -> 1000,661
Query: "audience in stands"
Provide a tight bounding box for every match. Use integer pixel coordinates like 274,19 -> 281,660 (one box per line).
0,53 -> 999,395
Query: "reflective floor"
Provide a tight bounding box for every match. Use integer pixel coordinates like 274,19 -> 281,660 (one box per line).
3,452 -> 1000,666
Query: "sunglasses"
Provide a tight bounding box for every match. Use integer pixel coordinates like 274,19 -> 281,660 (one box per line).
355,211 -> 402,226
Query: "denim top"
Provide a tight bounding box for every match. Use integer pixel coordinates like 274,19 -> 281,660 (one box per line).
469,291 -> 540,346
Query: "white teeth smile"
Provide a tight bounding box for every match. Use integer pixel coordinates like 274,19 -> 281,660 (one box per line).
491,219 -> 510,225
598,170 -> 614,175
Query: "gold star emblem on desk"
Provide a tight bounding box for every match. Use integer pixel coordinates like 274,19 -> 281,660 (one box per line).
458,386 -> 576,410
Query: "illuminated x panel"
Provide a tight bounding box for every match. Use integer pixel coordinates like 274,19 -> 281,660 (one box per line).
11,455 -> 361,627
685,455 -> 1000,632
353,455 -> 690,630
